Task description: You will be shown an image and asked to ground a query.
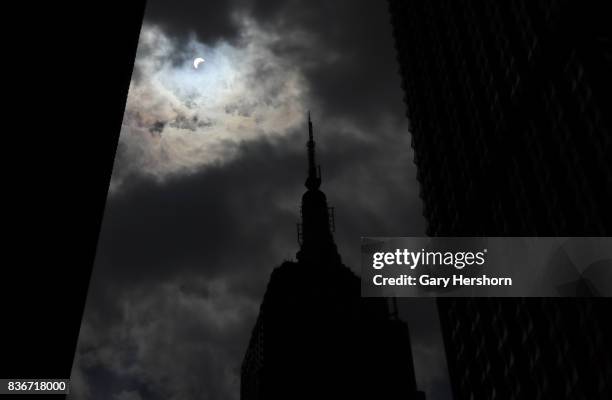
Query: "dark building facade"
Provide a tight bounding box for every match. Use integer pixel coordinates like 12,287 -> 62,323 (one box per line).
241,116 -> 425,400
388,0 -> 611,399
388,0 -> 611,236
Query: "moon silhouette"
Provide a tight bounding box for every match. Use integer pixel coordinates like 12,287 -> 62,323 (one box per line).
193,57 -> 205,69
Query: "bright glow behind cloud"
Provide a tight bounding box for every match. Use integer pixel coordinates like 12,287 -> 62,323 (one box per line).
113,18 -> 309,191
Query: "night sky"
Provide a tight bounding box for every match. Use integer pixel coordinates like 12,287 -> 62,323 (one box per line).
70,1 -> 451,399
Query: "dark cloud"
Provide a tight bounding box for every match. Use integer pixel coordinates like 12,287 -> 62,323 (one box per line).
143,0 -> 243,44
73,276 -> 256,400
95,134 -> 304,287
71,1 -> 451,399
251,0 -> 406,129
149,120 -> 165,135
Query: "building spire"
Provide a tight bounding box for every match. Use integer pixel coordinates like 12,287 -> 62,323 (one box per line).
305,111 -> 321,190
308,111 -> 313,140
296,113 -> 339,263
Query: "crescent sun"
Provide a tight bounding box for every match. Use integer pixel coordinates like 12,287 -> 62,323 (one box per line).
193,57 -> 205,69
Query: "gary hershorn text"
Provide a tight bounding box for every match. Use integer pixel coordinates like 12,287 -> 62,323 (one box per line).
372,274 -> 512,287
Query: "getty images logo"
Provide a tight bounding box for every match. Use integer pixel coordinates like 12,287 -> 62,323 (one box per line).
372,248 -> 488,270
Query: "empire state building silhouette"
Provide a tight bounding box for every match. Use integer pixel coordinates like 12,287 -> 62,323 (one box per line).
241,115 -> 425,400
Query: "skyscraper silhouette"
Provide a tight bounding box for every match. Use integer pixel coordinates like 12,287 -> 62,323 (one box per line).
388,1 -> 611,399
241,115 -> 425,400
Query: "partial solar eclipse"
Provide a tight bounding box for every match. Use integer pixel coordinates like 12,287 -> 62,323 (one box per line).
193,57 -> 205,69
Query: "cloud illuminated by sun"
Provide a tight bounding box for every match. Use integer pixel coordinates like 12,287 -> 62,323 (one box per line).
112,17 -> 309,191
